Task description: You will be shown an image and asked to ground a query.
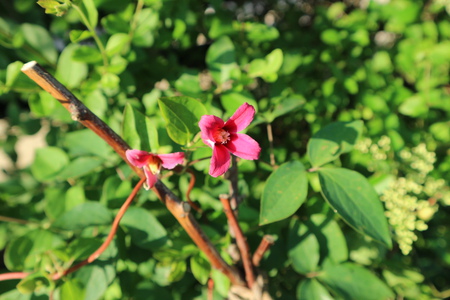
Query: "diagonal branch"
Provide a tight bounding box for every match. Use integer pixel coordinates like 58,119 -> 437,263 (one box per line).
21,61 -> 244,286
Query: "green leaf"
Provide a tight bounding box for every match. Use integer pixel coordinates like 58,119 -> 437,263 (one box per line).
220,90 -> 257,117
5,61 -> 34,90
318,168 -> 392,248
132,8 -> 158,47
52,202 -> 112,231
122,103 -> 159,152
28,91 -> 57,117
69,29 -> 93,43
266,95 -> 305,122
190,254 -> 211,285
60,279 -> 86,300
75,263 -> 116,300
206,36 -> 237,84
20,23 -> 57,65
288,219 -> 320,274
318,263 -> 394,300
57,156 -> 104,180
158,96 -> 207,145
56,44 -> 88,89
398,94 -> 429,117
297,278 -> 333,300
45,185 -> 86,220
246,23 -> 279,42
307,214 -> 348,265
120,206 -> 169,250
64,129 -> 112,159
67,238 -> 103,261
4,229 -> 65,270
105,33 -> 130,57
260,161 -> 308,225
78,0 -> 98,28
17,272 -> 54,294
211,268 -> 230,298
72,45 -> 102,63
307,121 -> 363,167
174,70 -> 202,97
265,48 -> 284,74
31,147 -> 69,182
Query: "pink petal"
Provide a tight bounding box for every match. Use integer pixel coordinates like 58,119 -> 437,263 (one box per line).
126,149 -> 152,168
225,133 -> 261,160
143,166 -> 158,190
158,152 -> 185,169
199,115 -> 224,147
209,144 -> 231,177
224,103 -> 255,133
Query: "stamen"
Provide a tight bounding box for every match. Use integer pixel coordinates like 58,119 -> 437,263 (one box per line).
213,128 -> 231,144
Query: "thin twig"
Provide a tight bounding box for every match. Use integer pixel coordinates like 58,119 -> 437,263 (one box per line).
186,168 -> 202,213
252,235 -> 275,267
0,272 -> 29,281
21,61 -> 244,286
220,194 -> 255,288
53,177 -> 145,280
0,215 -> 38,225
266,123 -> 276,167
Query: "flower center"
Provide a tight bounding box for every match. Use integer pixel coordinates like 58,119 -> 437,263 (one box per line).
147,155 -> 162,174
213,128 -> 231,144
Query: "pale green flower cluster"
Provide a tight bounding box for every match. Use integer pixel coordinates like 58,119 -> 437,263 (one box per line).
355,135 -> 391,172
381,177 -> 436,255
356,138 -> 448,255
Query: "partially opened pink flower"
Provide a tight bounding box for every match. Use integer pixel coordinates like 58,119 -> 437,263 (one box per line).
125,149 -> 184,189
199,102 -> 261,177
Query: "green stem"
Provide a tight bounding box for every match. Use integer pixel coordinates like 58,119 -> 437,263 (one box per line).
72,4 -> 109,70
128,0 -> 145,42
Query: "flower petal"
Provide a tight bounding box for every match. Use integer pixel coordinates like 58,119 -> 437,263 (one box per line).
224,103 -> 255,133
209,144 -> 231,177
225,133 -> 261,160
158,152 -> 185,169
143,166 -> 158,190
199,115 -> 224,147
126,149 -> 152,168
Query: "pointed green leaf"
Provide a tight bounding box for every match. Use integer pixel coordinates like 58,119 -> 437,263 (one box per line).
190,254 -> 211,285
318,263 -> 394,300
123,103 -> 159,152
121,206 -> 169,250
17,272 -> 54,294
288,219 -> 320,274
206,36 -> 237,84
52,202 -> 112,231
20,23 -> 57,65
297,278 -> 333,300
60,279 -> 86,300
31,147 -> 69,182
69,29 -> 93,43
318,168 -> 392,248
308,121 -> 363,167
79,0 -> 98,28
260,161 -> 308,225
158,96 -> 207,145
56,44 -> 88,89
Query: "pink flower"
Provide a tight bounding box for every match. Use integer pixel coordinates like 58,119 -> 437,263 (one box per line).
125,149 -> 184,189
199,102 -> 261,177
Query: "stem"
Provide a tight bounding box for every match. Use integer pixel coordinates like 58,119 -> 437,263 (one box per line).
128,0 -> 144,42
0,272 -> 29,281
72,4 -> 109,70
53,177 -> 145,280
21,61 -> 244,286
266,123 -> 276,167
0,215 -> 37,225
220,194 -> 255,288
186,168 -> 202,213
252,235 -> 275,267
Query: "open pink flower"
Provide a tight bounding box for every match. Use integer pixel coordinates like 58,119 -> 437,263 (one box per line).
199,102 -> 261,177
125,149 -> 184,189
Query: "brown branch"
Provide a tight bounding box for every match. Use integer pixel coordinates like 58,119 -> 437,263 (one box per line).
53,177 -> 145,280
252,235 -> 275,267
21,61 -> 244,287
220,194 -> 255,288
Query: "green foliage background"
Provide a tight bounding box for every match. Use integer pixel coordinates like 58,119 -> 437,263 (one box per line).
0,0 -> 449,299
